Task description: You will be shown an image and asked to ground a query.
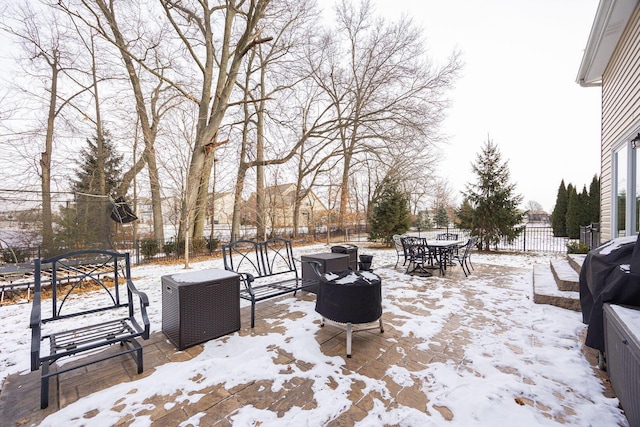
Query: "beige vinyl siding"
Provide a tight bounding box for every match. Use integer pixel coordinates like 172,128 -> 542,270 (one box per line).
601,4 -> 640,241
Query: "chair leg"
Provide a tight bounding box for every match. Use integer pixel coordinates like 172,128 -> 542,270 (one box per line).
41,364 -> 49,409
250,301 -> 256,328
379,318 -> 384,333
459,259 -> 469,277
346,323 -> 353,358
135,342 -> 144,374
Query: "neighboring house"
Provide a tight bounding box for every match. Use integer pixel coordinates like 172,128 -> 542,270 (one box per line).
244,183 -> 326,229
525,210 -> 550,224
210,192 -> 236,225
577,0 -> 640,242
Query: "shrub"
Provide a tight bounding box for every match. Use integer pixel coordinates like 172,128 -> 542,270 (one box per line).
140,239 -> 159,258
2,247 -> 27,263
206,237 -> 219,251
566,241 -> 591,254
163,240 -> 177,255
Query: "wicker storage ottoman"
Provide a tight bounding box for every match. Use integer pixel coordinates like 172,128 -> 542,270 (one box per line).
604,303 -> 640,427
162,269 -> 240,350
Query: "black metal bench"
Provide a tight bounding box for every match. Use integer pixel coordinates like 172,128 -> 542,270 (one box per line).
29,250 -> 150,409
222,238 -> 318,328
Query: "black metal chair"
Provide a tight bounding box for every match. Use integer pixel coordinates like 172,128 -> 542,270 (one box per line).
436,232 -> 459,241
401,236 -> 435,276
312,265 -> 383,358
437,233 -> 461,266
451,237 -> 476,277
392,234 -> 408,268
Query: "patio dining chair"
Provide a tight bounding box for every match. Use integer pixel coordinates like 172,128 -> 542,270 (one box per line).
467,236 -> 479,271
392,234 -> 408,268
450,237 -> 476,277
401,236 -> 435,276
437,233 -> 460,265
436,232 -> 459,241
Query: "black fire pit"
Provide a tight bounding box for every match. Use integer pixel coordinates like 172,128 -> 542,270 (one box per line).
314,269 -> 383,357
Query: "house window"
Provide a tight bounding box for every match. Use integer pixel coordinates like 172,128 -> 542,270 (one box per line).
613,140 -> 640,237
615,145 -> 627,237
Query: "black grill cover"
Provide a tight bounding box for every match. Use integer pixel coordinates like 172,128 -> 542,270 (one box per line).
315,270 -> 382,324
579,235 -> 640,351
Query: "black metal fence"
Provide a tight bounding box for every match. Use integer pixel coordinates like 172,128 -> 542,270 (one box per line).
406,225 -> 571,254
1,224 -> 572,267
0,224 -> 574,304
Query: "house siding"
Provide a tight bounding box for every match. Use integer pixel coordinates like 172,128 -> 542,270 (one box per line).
601,4 -> 640,241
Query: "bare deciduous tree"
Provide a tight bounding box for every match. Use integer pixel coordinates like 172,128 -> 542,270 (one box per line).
59,0 -> 184,242
1,3 -> 96,251
153,1 -> 272,255
315,0 -> 461,229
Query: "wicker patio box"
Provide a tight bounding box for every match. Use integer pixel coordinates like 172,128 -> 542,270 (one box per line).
604,303 -> 640,427
162,269 -> 240,350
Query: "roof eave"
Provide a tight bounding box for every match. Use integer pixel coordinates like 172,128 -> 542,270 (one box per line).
576,0 -> 638,87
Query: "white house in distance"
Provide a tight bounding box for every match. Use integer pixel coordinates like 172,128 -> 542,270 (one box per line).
210,192 -> 236,225
244,183 -> 326,230
577,0 -> 640,242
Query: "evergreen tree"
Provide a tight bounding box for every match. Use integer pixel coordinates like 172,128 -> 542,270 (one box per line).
413,211 -> 431,229
56,135 -> 123,249
565,185 -> 581,239
455,198 -> 476,231
579,185 -> 591,227
434,205 -> 449,228
462,138 -> 524,250
588,174 -> 600,224
368,178 -> 411,245
551,180 -> 568,237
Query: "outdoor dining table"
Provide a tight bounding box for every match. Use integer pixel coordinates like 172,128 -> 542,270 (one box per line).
402,236 -> 465,277
425,239 -> 466,276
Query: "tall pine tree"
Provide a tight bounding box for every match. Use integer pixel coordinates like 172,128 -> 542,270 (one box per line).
551,180 -> 568,237
434,205 -> 449,228
565,185 -> 581,239
462,138 -> 524,250
56,135 -> 123,249
368,178 -> 411,245
588,174 -> 600,224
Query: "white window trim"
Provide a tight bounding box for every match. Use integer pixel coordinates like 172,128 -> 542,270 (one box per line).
612,125 -> 640,237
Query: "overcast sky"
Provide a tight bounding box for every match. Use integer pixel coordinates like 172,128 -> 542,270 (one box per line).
371,0 -> 602,213
0,1 -> 602,215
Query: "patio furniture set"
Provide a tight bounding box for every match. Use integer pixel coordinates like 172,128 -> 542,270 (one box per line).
28,239 -> 383,408
393,234 -> 479,277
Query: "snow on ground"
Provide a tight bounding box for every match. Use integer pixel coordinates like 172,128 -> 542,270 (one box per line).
0,244 -> 628,426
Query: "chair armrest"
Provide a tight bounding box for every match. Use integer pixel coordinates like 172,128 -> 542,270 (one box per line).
29,290 -> 41,329
127,279 -> 151,339
127,279 -> 149,307
236,272 -> 256,297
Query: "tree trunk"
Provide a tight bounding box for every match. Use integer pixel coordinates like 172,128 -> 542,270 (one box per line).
40,54 -> 58,253
231,162 -> 249,242
255,103 -> 266,241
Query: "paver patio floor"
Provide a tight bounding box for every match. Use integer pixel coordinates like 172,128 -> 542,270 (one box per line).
0,262 -> 618,426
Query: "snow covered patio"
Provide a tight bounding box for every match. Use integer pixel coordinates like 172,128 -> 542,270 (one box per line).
0,244 -> 628,426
